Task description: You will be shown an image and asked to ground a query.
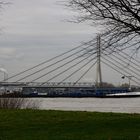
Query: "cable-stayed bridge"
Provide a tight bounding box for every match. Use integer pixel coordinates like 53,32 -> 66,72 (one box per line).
0,35 -> 140,96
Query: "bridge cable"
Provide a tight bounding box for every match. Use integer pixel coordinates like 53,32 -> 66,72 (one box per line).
101,37 -> 140,65
102,55 -> 140,81
15,44 -> 97,82
103,50 -> 140,76
116,49 -> 140,66
102,47 -> 140,69
102,57 -> 140,83
101,60 -> 140,85
111,51 -> 140,70
30,50 -> 97,83
4,40 -> 96,81
73,60 -> 97,85
34,45 -> 111,86
57,58 -> 97,85
101,33 -> 139,51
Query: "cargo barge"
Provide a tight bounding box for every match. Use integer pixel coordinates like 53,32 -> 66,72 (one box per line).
21,86 -> 140,98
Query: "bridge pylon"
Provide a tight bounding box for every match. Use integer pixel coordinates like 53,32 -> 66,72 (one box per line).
96,35 -> 102,87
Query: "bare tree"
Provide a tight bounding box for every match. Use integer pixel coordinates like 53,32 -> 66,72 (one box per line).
68,0 -> 140,52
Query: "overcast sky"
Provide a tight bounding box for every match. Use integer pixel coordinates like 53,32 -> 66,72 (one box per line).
0,0 -> 136,85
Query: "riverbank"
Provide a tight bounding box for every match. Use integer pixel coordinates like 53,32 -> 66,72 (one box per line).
0,109 -> 140,140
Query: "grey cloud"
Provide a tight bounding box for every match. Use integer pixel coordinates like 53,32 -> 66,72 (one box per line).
0,0 -> 104,83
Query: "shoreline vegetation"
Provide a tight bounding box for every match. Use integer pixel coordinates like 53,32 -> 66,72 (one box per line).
0,109 -> 140,140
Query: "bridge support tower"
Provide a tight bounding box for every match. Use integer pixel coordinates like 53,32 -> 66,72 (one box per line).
96,35 -> 102,87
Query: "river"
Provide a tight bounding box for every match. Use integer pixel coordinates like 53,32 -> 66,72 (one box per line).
28,97 -> 140,113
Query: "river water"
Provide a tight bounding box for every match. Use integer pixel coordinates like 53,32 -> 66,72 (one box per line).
29,97 -> 140,113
